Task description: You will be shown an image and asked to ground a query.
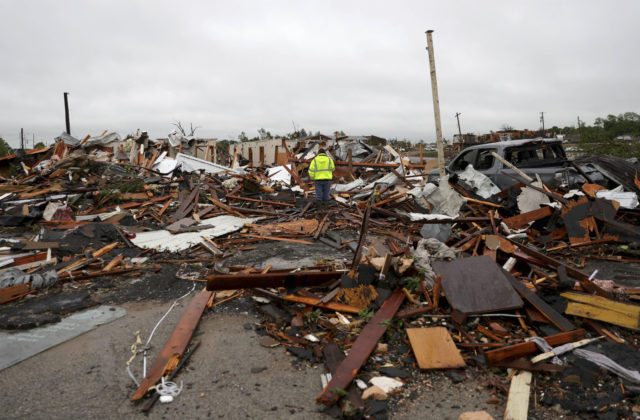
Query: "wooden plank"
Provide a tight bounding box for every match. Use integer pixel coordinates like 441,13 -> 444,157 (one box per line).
0,284 -> 31,304
131,289 -> 213,401
564,301 -> 639,330
504,370 -> 532,420
406,327 -> 466,370
103,254 -> 123,271
241,234 -> 313,245
484,329 -> 585,366
508,239 -> 611,298
92,242 -> 118,258
282,294 -> 361,314
503,269 -> 576,331
504,206 -> 553,230
317,288 -> 405,406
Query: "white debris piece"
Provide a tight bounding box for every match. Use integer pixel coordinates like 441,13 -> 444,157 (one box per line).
595,190 -> 639,209
333,178 -> 366,192
369,376 -> 404,393
517,181 -> 551,213
457,165 -> 500,199
421,177 -> 465,217
130,215 -> 257,252
267,165 -> 292,186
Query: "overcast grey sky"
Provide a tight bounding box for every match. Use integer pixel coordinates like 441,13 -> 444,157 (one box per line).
1,1 -> 638,147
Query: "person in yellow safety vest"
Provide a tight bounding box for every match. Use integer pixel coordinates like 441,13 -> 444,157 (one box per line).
308,148 -> 335,211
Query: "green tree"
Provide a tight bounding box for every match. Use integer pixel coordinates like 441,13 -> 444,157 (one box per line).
0,137 -> 13,157
238,131 -> 249,142
35,141 -> 46,149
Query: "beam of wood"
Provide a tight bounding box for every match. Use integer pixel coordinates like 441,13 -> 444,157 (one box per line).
282,164 -> 308,191
508,239 -> 611,298
504,370 -> 532,420
562,292 -> 639,330
240,234 -> 313,245
103,254 -> 123,271
207,270 -> 343,291
282,294 -> 361,314
0,284 -> 31,304
92,242 -> 118,258
225,194 -> 295,207
503,206 -> 553,230
502,269 -> 575,331
206,196 -> 244,218
317,288 -> 405,406
131,289 -> 213,401
484,329 -> 585,366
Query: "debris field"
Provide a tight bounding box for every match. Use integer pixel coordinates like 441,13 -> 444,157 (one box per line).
1,132 -> 640,420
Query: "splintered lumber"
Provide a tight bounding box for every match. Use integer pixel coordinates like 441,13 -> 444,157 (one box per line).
508,239 -> 611,298
0,284 -> 31,304
131,289 -> 213,401
503,206 -> 553,230
92,241 -> 118,258
282,294 -> 361,314
531,337 -> 602,364
317,288 -> 405,406
484,329 -> 585,366
103,254 -> 123,271
207,271 -> 343,291
504,370 -> 532,420
561,292 -> 640,330
240,234 -> 313,245
406,327 -> 466,370
502,269 -> 575,331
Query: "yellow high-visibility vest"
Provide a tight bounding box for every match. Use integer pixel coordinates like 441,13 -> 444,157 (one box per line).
308,153 -> 335,180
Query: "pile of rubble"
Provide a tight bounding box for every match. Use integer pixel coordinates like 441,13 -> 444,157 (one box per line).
1,133 -> 640,419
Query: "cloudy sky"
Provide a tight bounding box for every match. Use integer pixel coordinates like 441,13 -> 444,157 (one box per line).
1,1 -> 638,147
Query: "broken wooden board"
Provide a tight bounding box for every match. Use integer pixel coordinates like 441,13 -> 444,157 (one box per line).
502,268 -> 575,331
504,370 -> 532,420
484,329 -> 585,366
131,289 -> 213,401
322,342 -> 364,415
431,256 -> 523,314
406,327 -> 466,370
248,219 -> 318,236
317,288 -> 405,406
561,196 -> 597,246
0,284 -> 31,304
503,206 -> 553,230
561,292 -> 640,330
207,271 -> 342,291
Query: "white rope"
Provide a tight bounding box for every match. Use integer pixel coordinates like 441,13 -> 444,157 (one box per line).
156,377 -> 183,397
126,283 -> 197,385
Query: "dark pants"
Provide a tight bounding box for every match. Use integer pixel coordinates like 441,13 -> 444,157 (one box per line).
315,180 -> 331,201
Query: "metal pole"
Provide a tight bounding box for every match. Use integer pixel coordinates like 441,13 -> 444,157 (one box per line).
63,92 -> 71,135
540,111 -> 545,133
20,128 -> 24,149
425,30 -> 446,178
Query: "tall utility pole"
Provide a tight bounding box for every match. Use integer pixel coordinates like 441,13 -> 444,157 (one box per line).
425,30 -> 446,178
540,111 -> 545,133
63,92 -> 71,135
20,128 -> 24,150
455,112 -> 463,140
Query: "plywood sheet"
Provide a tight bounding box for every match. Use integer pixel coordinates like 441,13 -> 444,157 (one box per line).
432,256 -> 523,314
407,327 -> 466,370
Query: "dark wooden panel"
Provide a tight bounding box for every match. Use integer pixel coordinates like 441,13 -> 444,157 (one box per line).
431,256 -> 523,314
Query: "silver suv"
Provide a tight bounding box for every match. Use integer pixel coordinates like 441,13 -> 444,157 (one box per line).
427,138 -> 579,190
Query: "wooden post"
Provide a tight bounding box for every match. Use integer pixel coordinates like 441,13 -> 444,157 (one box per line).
425,30 -> 446,179
347,149 -> 353,179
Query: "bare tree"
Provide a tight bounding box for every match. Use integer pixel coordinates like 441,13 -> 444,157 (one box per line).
172,121 -> 201,136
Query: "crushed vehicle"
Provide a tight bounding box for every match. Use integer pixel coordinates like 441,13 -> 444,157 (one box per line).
428,138 -> 601,189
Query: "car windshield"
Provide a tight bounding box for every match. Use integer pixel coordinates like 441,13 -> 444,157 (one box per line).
503,143 -> 566,168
